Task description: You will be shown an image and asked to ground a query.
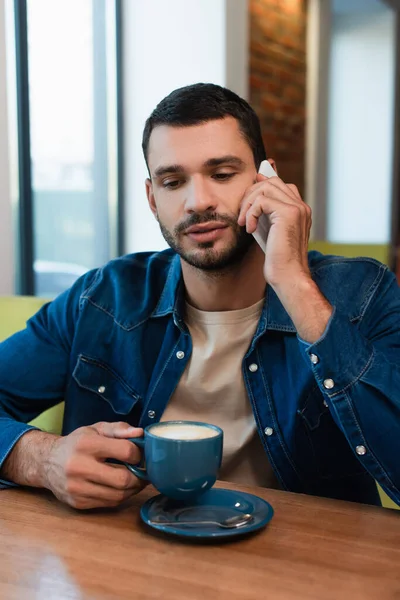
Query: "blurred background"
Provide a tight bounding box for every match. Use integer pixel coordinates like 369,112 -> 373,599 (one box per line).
0,0 -> 399,298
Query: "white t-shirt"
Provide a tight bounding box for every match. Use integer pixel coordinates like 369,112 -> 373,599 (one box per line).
161,299 -> 280,488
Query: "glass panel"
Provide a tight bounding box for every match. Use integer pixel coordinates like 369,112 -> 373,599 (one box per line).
4,0 -> 20,293
326,0 -> 396,243
26,0 -> 118,297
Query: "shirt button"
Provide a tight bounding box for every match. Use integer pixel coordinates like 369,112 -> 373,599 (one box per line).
323,378 -> 335,390
356,445 -> 367,456
148,410 -> 156,419
310,353 -> 319,365
323,399 -> 328,408
98,385 -> 106,394
176,351 -> 185,359
264,427 -> 274,436
249,363 -> 258,373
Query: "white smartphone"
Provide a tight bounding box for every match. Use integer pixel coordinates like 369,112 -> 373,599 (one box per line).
252,160 -> 277,253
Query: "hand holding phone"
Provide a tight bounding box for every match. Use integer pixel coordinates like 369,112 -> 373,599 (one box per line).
252,160 -> 277,253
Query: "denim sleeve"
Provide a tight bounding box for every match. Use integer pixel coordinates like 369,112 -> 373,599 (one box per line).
298,267 -> 400,506
0,269 -> 99,487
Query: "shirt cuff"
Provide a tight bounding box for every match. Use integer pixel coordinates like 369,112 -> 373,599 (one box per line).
0,422 -> 39,487
297,306 -> 373,396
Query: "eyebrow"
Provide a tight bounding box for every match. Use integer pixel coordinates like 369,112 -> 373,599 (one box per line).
153,164 -> 185,178
153,155 -> 245,179
203,155 -> 245,168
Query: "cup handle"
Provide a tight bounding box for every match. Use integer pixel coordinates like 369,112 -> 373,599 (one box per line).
123,437 -> 149,481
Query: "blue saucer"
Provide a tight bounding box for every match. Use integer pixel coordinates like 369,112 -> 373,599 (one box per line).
140,488 -> 274,540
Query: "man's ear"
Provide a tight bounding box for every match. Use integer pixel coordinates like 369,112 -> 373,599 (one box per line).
268,158 -> 278,175
145,178 -> 158,220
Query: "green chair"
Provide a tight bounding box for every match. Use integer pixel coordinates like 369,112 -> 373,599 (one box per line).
308,241 -> 390,266
0,296 -> 64,435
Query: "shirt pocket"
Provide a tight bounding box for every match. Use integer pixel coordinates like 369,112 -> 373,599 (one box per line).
72,354 -> 141,415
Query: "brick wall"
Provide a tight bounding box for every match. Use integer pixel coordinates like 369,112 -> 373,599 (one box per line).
249,0 -> 307,194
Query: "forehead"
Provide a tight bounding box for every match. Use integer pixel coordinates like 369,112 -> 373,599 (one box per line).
147,117 -> 254,173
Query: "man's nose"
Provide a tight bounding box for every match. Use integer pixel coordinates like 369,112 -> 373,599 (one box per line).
184,178 -> 217,213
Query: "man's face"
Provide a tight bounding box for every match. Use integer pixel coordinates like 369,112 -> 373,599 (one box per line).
145,117 -> 258,271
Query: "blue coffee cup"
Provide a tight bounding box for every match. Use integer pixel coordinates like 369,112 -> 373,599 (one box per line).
124,420 -> 223,501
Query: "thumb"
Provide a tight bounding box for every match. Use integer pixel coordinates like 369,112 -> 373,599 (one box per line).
91,421 -> 144,439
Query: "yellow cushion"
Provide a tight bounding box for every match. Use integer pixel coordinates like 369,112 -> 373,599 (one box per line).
377,484 -> 399,510
308,242 -> 390,266
0,296 -> 64,435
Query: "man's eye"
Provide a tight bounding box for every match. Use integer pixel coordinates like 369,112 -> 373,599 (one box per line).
163,179 -> 182,189
212,173 -> 236,181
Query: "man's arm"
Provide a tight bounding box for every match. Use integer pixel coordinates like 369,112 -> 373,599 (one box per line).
0,270 -> 147,508
270,275 -> 333,343
293,268 -> 400,505
0,270 -> 97,487
273,267 -> 400,505
239,173 -> 400,506
1,430 -> 57,487
2,423 -> 146,509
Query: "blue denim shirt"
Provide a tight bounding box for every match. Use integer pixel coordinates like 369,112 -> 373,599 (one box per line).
1,249 -> 400,506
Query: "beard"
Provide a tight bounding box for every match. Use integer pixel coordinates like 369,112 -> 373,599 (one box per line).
158,210 -> 255,271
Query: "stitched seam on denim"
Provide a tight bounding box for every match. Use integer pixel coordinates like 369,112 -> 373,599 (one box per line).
0,427 -> 38,471
327,349 -> 374,398
80,267 -> 102,303
267,324 -> 296,332
242,359 -> 284,487
257,348 -> 301,479
310,260 -> 386,321
80,297 -> 150,332
152,259 -> 176,316
76,354 -> 140,398
297,382 -> 326,430
358,264 -> 387,320
145,339 -> 182,405
342,389 -> 398,492
310,256 -> 383,272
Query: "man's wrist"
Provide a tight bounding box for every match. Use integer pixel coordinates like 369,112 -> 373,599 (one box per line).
271,273 -> 333,343
1,429 -> 59,488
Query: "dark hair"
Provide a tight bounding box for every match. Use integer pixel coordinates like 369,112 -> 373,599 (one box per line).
142,83 -> 266,171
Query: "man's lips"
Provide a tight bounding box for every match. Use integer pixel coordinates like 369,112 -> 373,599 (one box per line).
185,222 -> 228,234
184,222 -> 229,243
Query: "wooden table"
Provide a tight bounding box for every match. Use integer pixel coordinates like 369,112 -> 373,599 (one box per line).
0,482 -> 399,600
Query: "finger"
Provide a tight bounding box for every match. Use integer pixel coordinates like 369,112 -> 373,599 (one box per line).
78,435 -> 142,464
68,482 -> 142,510
238,183 -> 268,225
245,195 -> 299,234
72,456 -> 143,490
91,421 -> 143,439
261,177 -> 300,204
81,481 -> 141,503
93,462 -> 144,491
287,183 -> 302,202
240,179 -> 268,209
238,182 -> 297,227
244,198 -> 269,234
255,173 -> 277,183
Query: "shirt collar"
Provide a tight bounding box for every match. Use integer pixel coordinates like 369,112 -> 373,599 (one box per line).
151,253 -> 296,334
151,254 -> 185,328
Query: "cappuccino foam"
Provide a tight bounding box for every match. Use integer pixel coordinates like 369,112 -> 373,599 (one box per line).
150,423 -> 219,440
